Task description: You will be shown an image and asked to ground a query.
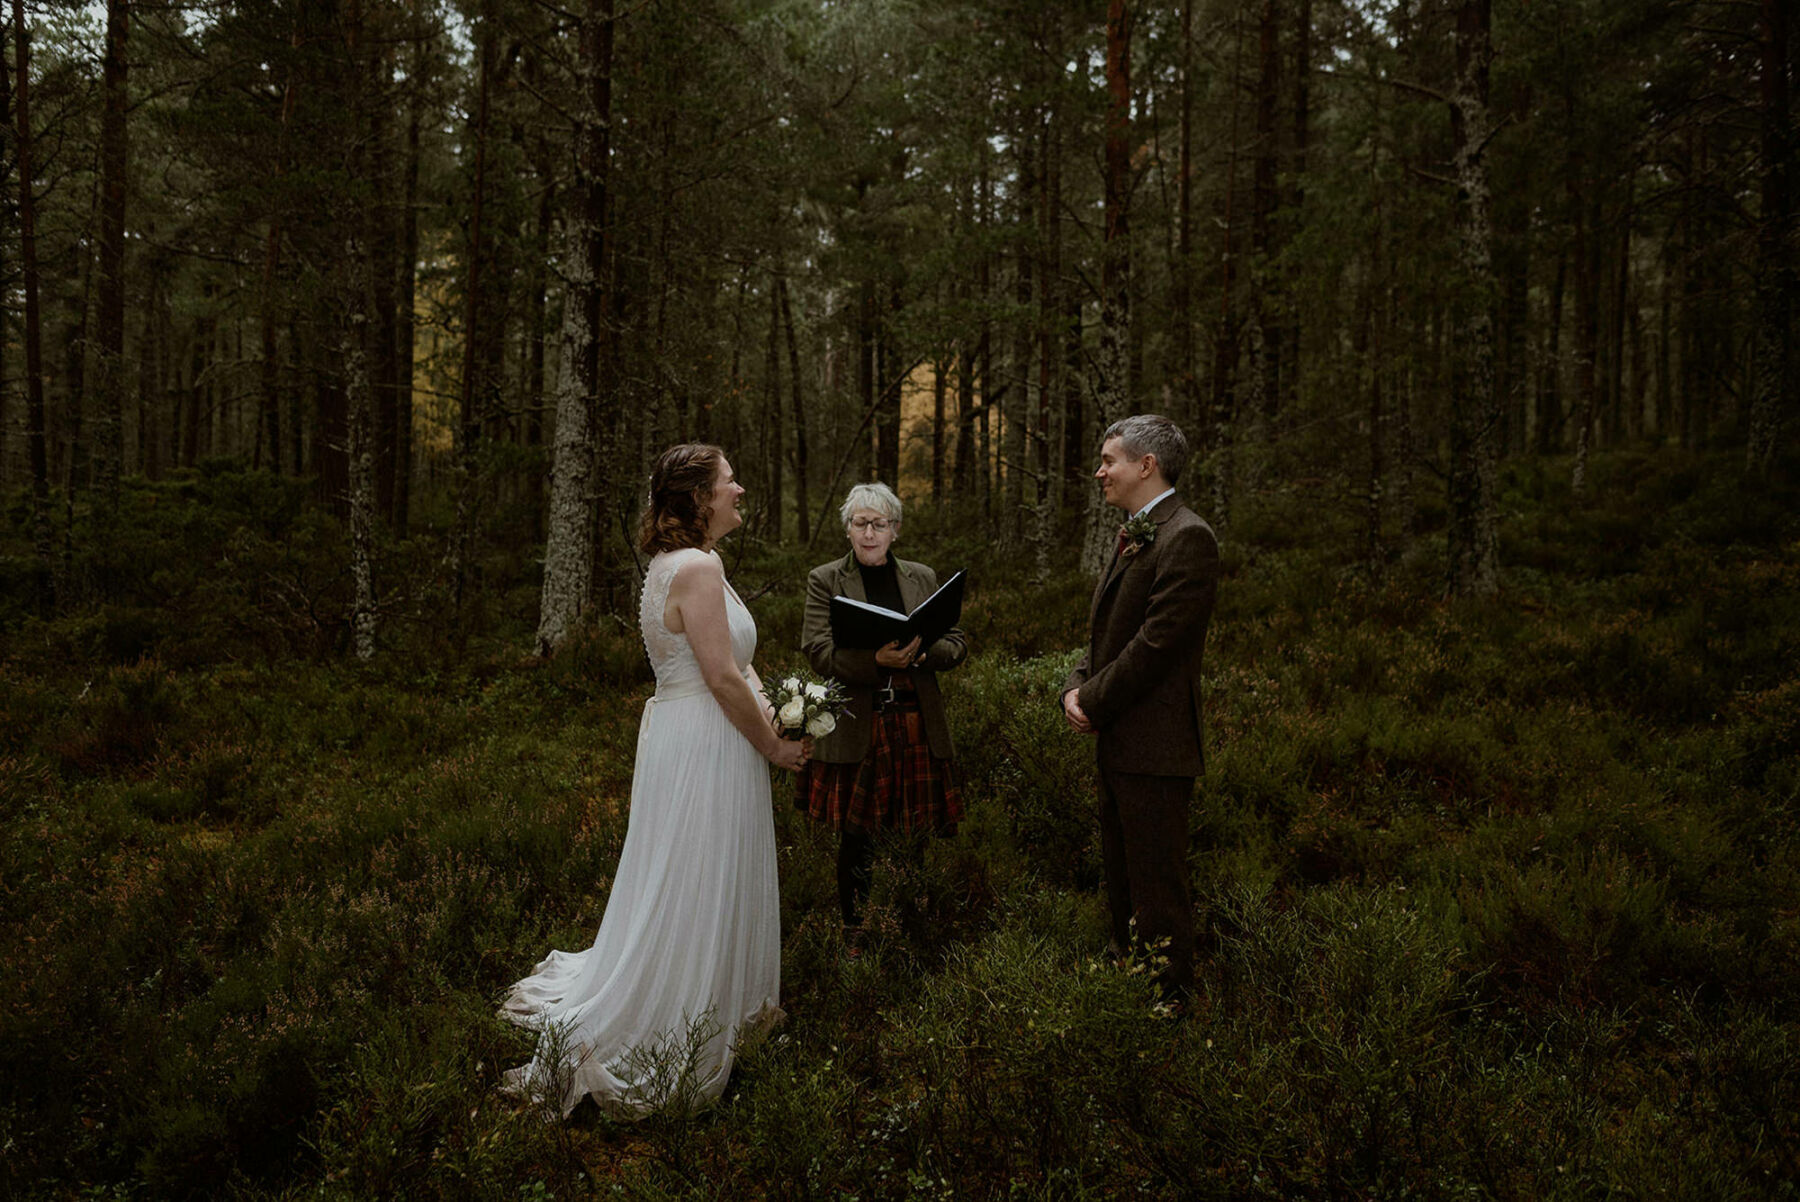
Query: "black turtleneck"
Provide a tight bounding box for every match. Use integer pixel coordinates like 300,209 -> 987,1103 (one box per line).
856,556 -> 904,613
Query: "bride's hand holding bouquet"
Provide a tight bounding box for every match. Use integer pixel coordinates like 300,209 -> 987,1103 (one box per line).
762,673 -> 850,754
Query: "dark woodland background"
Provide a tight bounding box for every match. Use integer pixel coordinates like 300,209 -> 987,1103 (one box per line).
1,0 -> 1797,1196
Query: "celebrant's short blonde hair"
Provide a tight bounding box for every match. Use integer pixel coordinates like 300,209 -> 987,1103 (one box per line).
839,482 -> 903,531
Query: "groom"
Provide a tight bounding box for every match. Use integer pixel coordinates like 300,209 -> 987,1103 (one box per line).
1061,414 -> 1220,1002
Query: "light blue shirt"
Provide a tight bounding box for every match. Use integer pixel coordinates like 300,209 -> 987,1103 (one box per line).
1133,487 -> 1176,519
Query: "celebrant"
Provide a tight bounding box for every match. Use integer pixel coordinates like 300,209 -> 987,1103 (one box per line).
798,482 -> 969,947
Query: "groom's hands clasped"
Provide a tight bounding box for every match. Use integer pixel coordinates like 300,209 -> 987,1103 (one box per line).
1061,688 -> 1095,734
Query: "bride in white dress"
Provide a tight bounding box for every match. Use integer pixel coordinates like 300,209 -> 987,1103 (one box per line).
500,444 -> 809,1117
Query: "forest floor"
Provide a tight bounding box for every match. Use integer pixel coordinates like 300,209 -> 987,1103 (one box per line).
2,448 -> 1797,1199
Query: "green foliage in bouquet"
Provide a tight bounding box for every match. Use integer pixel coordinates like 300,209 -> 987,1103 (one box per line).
762,671 -> 850,738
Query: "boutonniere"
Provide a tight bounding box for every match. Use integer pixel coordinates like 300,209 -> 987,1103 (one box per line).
1119,512 -> 1158,558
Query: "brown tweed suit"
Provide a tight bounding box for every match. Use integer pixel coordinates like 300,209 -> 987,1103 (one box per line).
1062,492 -> 1220,996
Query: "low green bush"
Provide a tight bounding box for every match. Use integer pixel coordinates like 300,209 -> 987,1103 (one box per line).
2,450 -> 1797,1197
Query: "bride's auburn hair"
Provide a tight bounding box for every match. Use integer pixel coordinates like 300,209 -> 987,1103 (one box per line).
639,443 -> 726,554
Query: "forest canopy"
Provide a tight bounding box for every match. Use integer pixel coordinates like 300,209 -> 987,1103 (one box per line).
3,2 -> 1798,1196
0,0 -> 1790,646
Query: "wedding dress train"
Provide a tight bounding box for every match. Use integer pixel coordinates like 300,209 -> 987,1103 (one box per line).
500,547 -> 782,1116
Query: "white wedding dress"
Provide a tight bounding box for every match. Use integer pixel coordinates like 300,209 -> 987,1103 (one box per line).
500,547 -> 782,1116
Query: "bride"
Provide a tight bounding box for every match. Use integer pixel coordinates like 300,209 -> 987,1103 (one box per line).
500,443 -> 809,1116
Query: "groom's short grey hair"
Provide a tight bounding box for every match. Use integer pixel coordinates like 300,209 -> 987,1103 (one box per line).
1103,414 -> 1189,486
840,482 -> 903,530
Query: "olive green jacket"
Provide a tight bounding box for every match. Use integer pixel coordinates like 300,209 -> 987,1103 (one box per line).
800,552 -> 968,763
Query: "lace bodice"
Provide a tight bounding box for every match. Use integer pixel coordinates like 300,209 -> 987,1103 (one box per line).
639,549 -> 757,695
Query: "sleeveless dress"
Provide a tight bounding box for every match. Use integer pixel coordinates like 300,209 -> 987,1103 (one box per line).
499,547 -> 782,1116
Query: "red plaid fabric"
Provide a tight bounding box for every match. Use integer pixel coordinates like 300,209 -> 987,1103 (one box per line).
796,706 -> 963,833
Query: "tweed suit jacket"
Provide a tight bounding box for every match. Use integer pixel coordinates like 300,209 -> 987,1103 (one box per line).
1062,493 -> 1220,777
801,552 -> 968,763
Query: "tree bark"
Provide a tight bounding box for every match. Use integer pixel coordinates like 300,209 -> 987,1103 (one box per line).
1172,0 -> 1198,435
1748,0 -> 1793,473
1571,194 -> 1598,495
394,40 -> 421,531
1034,89 -> 1061,585
1009,100 -> 1034,542
451,0 -> 496,611
1250,0 -> 1281,433
779,275 -> 810,543
1210,4 -> 1246,528
535,0 -> 614,656
343,0 -> 377,660
1446,0 -> 1500,597
13,0 -> 52,609
94,0 -> 128,499
764,274 -> 783,540
1288,0 -> 1310,412
1537,249 -> 1565,454
1086,0 -> 1133,577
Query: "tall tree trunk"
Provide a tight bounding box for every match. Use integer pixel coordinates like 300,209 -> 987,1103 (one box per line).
452,0 -> 495,611
1009,108 -> 1034,542
1034,94 -> 1061,585
94,0 -> 128,500
0,18 -> 8,491
136,274 -> 155,479
535,0 -> 614,656
1496,200 -> 1530,459
932,354 -> 948,508
1748,0 -> 1793,473
779,275 -> 809,542
765,274 -> 783,540
288,318 -> 306,474
1086,0 -> 1133,577
1608,190 -> 1632,445
1656,253 -> 1672,442
1570,196 -> 1599,495
858,280 -> 877,480
1363,119 -> 1388,574
1250,0 -> 1281,434
1173,0 -> 1197,435
13,0 -> 51,609
1359,244 -> 1382,573
370,49 -> 399,522
878,289 -> 903,485
526,106 -> 553,457
1537,249 -> 1565,453
343,0 -> 377,660
1288,0 -> 1310,412
258,40 -> 299,474
393,39 -> 421,531
1210,5 -> 1246,528
1446,0 -> 1499,596
63,196 -> 93,590
977,147 -> 993,521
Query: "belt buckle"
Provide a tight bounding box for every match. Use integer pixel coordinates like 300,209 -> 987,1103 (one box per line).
874,683 -> 897,712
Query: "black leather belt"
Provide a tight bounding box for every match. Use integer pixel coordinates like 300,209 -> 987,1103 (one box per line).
873,676 -> 920,713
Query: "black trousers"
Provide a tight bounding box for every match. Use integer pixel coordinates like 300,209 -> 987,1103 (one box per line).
1097,768 -> 1196,998
837,827 -> 877,928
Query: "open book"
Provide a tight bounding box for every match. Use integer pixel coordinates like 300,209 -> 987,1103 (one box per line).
829,570 -> 966,651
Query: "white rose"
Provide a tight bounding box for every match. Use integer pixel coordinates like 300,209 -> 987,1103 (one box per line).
805,682 -> 827,701
783,677 -> 801,693
778,697 -> 806,728
806,711 -> 837,737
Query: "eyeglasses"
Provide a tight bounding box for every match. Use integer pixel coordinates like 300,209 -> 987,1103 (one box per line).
849,518 -> 893,533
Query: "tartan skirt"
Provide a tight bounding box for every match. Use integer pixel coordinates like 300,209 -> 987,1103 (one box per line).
796,706 -> 963,834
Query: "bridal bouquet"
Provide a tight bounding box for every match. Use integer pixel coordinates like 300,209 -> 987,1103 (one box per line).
763,672 -> 850,739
